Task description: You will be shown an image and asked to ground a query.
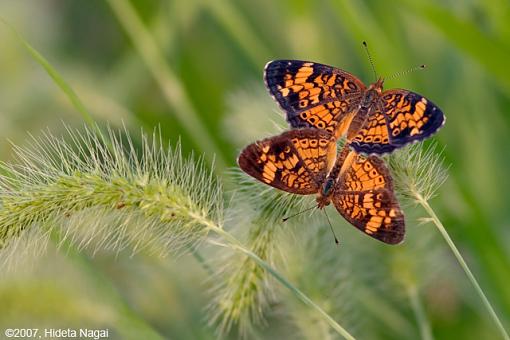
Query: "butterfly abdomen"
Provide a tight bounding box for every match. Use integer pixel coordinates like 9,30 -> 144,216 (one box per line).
347,106 -> 370,140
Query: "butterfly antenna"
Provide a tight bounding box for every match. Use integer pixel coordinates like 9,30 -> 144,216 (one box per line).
362,41 -> 377,81
282,205 -> 317,222
324,209 -> 340,245
387,64 -> 426,81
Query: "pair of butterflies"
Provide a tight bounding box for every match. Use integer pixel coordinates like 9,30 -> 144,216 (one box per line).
238,60 -> 445,244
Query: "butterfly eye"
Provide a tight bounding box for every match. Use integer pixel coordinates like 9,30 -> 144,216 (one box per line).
284,146 -> 291,153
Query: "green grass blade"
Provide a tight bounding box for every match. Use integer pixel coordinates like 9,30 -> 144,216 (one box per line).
107,0 -> 227,170
408,286 -> 434,340
0,18 -> 96,127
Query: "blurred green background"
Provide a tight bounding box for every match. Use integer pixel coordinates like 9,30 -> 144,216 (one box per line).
0,0 -> 509,339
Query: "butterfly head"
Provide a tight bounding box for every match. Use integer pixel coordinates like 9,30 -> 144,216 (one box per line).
361,78 -> 384,108
368,78 -> 384,93
317,178 -> 335,208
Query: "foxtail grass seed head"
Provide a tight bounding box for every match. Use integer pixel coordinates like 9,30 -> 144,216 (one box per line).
207,169 -> 313,337
0,126 -> 223,267
388,142 -> 449,204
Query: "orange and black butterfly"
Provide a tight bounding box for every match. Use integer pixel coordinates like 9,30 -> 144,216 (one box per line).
238,128 -> 405,244
264,60 -> 445,154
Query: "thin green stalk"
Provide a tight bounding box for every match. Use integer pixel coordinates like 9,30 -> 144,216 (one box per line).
107,0 -> 227,170
0,18 -> 97,130
190,213 -> 356,340
417,196 -> 509,340
235,245 -> 356,340
407,285 -> 434,340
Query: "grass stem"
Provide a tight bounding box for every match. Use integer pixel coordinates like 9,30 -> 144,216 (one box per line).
407,285 -> 434,340
417,196 -> 509,340
0,18 -> 100,133
190,212 -> 357,340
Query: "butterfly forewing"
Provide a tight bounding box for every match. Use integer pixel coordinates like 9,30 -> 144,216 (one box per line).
264,60 -> 365,133
237,129 -> 336,195
332,151 -> 405,244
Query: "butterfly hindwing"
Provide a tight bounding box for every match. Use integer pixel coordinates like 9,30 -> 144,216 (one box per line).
382,89 -> 445,146
264,60 -> 365,133
332,151 -> 405,244
334,189 -> 405,244
237,129 -> 336,195
350,109 -> 397,154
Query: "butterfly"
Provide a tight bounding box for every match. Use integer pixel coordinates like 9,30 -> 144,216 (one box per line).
264,60 -> 445,155
238,128 -> 405,244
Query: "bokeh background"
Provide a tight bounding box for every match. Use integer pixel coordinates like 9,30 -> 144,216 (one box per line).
0,0 -> 509,339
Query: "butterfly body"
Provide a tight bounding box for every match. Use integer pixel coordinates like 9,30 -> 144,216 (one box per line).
265,60 -> 445,155
238,128 -> 405,244
346,78 -> 384,141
